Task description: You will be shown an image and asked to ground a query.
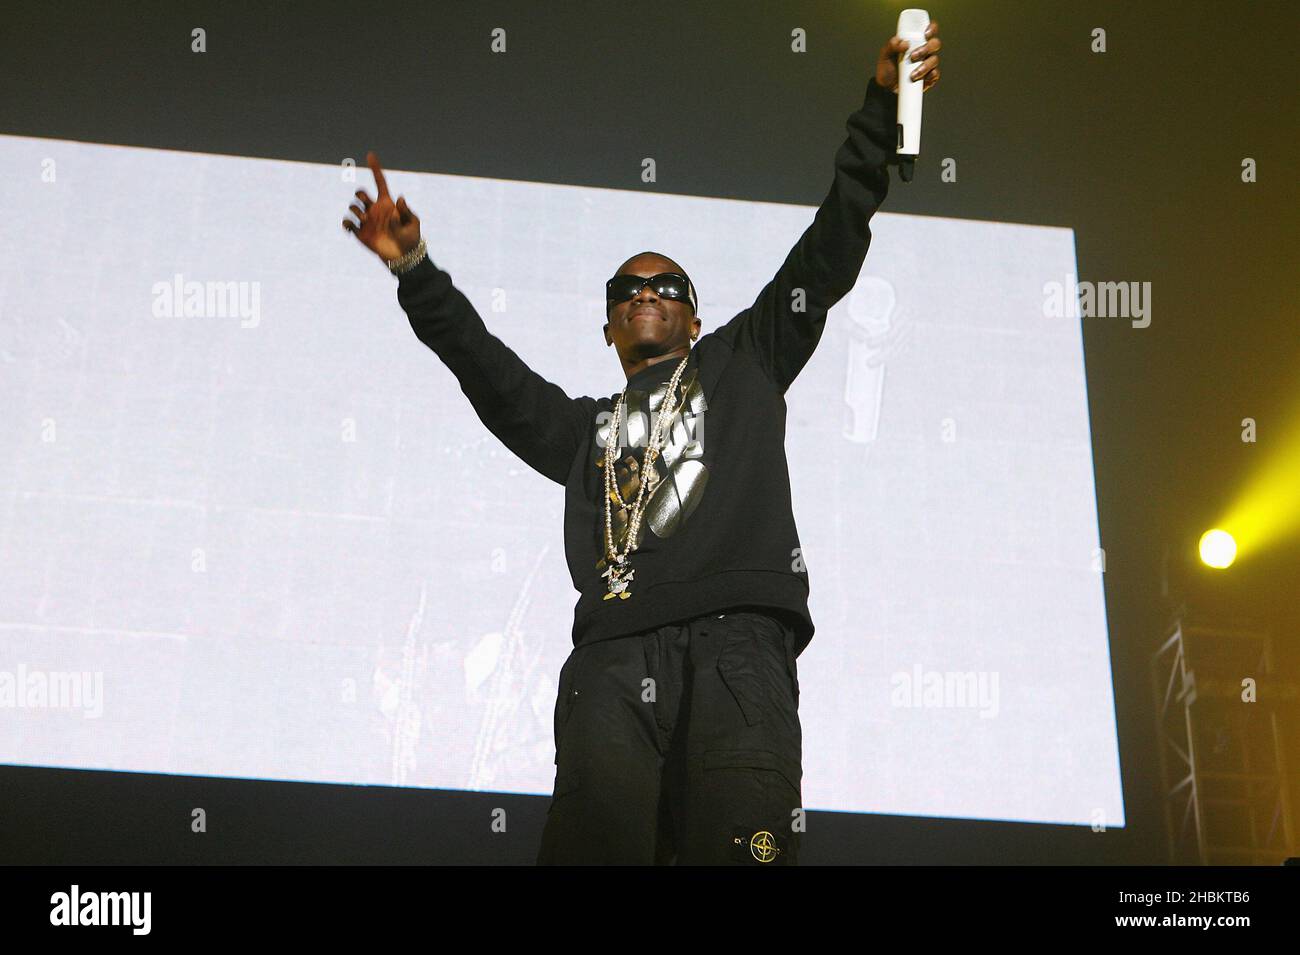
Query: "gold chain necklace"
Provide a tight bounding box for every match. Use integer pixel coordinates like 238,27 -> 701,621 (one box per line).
600,352 -> 691,600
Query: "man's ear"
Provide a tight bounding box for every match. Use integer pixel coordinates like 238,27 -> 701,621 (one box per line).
603,322 -> 611,346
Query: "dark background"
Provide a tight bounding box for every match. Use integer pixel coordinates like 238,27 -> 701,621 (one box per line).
1,0 -> 1295,864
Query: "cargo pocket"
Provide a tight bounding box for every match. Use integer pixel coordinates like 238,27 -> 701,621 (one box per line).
715,613 -> 800,724
703,748 -> 803,865
715,632 -> 770,727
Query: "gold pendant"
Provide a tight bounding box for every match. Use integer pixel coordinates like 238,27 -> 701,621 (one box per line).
602,563 -> 634,600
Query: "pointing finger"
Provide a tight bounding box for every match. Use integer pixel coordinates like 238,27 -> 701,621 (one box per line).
366,151 -> 390,198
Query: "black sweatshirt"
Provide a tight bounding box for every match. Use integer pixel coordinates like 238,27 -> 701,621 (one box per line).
397,78 -> 898,657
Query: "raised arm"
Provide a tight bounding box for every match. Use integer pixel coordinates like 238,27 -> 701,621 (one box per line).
711,23 -> 942,393
396,257 -> 594,484
344,153 -> 593,485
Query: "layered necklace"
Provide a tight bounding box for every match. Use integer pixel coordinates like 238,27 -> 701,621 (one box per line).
599,351 -> 692,600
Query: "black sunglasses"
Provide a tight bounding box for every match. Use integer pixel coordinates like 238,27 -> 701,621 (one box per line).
606,272 -> 697,314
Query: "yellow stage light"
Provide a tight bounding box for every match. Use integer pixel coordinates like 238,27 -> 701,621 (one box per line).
1199,529 -> 1237,569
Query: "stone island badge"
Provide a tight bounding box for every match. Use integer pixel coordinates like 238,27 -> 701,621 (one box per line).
732,828 -> 781,863
749,830 -> 778,863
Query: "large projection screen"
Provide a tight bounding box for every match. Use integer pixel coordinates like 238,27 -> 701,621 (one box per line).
0,136 -> 1123,828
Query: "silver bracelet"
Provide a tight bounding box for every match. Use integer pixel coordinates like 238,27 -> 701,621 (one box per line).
387,237 -> 428,275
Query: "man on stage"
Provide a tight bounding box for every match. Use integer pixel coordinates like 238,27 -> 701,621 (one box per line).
344,23 -> 942,864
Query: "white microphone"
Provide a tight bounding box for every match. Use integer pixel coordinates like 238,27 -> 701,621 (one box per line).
895,8 -> 929,182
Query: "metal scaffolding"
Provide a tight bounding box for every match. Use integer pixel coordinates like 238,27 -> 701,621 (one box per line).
1151,606 -> 1297,864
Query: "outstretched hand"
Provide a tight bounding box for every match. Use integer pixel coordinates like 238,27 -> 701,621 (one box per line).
876,20 -> 942,93
342,151 -> 422,264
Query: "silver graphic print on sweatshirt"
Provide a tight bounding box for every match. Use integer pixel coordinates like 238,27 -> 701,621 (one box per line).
594,363 -> 708,568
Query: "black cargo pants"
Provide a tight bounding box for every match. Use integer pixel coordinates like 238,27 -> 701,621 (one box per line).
537,606 -> 803,865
